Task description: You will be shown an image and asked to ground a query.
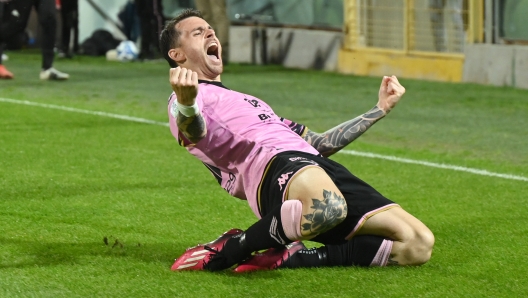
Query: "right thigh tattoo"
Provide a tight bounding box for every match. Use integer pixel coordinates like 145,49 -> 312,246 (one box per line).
301,189 -> 347,235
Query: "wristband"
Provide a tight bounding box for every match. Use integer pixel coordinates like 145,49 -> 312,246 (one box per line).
176,101 -> 200,117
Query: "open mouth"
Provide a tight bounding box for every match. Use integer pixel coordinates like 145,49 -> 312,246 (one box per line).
206,43 -> 220,61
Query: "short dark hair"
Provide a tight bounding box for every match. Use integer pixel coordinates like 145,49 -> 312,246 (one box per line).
159,9 -> 203,67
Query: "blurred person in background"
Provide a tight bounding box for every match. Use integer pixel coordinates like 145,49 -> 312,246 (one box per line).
429,0 -> 466,52
135,0 -> 164,60
57,0 -> 78,58
0,0 -> 69,80
0,0 -> 13,79
194,0 -> 229,63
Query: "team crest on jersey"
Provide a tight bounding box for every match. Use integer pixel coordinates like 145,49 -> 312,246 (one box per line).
170,100 -> 179,118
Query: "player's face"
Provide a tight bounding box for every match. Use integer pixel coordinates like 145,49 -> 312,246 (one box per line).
176,17 -> 223,80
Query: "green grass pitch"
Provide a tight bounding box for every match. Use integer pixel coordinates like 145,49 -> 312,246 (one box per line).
1,51 -> 527,297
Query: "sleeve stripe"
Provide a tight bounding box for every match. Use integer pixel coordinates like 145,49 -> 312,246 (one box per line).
300,126 -> 308,138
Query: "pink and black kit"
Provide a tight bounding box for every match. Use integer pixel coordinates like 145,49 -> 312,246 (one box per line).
168,80 -> 398,248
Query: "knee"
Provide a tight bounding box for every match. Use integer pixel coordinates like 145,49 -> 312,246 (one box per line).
404,228 -> 435,266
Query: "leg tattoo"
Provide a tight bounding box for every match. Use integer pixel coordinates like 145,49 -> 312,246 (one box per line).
302,189 -> 347,235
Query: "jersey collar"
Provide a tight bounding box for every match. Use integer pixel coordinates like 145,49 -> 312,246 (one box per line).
198,80 -> 229,90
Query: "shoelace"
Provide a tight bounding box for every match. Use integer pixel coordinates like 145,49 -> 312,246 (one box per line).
203,245 -> 224,270
204,245 -> 220,254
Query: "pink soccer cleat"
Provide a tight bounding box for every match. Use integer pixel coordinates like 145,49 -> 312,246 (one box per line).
171,228 -> 244,271
234,241 -> 306,273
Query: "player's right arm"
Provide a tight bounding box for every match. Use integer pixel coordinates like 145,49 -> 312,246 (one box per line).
170,67 -> 207,143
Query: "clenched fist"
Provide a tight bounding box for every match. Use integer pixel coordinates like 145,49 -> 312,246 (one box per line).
170,67 -> 199,106
377,75 -> 406,114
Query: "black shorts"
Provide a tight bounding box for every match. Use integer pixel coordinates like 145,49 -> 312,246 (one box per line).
257,151 -> 398,245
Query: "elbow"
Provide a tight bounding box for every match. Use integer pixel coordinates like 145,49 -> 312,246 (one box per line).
315,145 -> 336,158
188,135 -> 205,143
185,129 -> 207,144
177,115 -> 208,144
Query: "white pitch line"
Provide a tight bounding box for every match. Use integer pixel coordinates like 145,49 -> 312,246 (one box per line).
2,97 -> 527,182
0,97 -> 169,127
340,150 -> 528,182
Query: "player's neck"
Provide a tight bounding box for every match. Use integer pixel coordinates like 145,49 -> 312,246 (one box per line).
198,74 -> 221,82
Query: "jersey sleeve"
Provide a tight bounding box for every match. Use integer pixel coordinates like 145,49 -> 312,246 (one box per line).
279,117 -> 308,138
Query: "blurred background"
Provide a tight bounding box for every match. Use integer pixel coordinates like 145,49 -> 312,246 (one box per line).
9,0 -> 528,88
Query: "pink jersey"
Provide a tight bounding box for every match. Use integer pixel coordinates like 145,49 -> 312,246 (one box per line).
168,81 -> 319,218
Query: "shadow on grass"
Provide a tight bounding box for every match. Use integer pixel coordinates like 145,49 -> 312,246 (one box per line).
0,236 -> 183,269
0,237 -> 406,279
0,237 -> 287,278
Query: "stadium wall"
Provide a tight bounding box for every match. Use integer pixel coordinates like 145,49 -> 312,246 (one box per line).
229,26 -> 342,71
336,0 -> 484,84
338,45 -> 528,89
463,44 -> 528,89
338,50 -> 464,82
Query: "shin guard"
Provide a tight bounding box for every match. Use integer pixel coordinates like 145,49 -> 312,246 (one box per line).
280,200 -> 303,241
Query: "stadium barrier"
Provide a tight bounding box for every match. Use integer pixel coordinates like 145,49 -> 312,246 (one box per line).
229,26 -> 342,71
228,0 -> 343,71
339,0 -> 483,82
463,44 -> 528,89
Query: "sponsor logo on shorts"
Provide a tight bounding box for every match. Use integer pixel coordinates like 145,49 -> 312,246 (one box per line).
289,156 -> 319,166
277,171 -> 293,191
289,157 -> 306,162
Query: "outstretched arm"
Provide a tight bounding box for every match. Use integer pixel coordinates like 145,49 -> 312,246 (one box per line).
170,67 -> 207,143
304,76 -> 406,157
304,106 -> 386,157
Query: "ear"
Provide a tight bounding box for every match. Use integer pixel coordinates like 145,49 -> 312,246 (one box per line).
169,48 -> 186,64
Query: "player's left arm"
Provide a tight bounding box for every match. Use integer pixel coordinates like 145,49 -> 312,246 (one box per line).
304,76 -> 405,157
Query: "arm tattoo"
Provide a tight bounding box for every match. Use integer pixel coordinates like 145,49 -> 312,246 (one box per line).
177,112 -> 207,143
304,106 -> 386,157
301,190 -> 347,235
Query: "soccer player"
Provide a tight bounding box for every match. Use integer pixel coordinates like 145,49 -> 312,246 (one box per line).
0,0 -> 13,79
160,9 -> 434,272
0,0 -> 69,80
429,0 -> 466,52
57,0 -> 79,59
134,0 -> 164,60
